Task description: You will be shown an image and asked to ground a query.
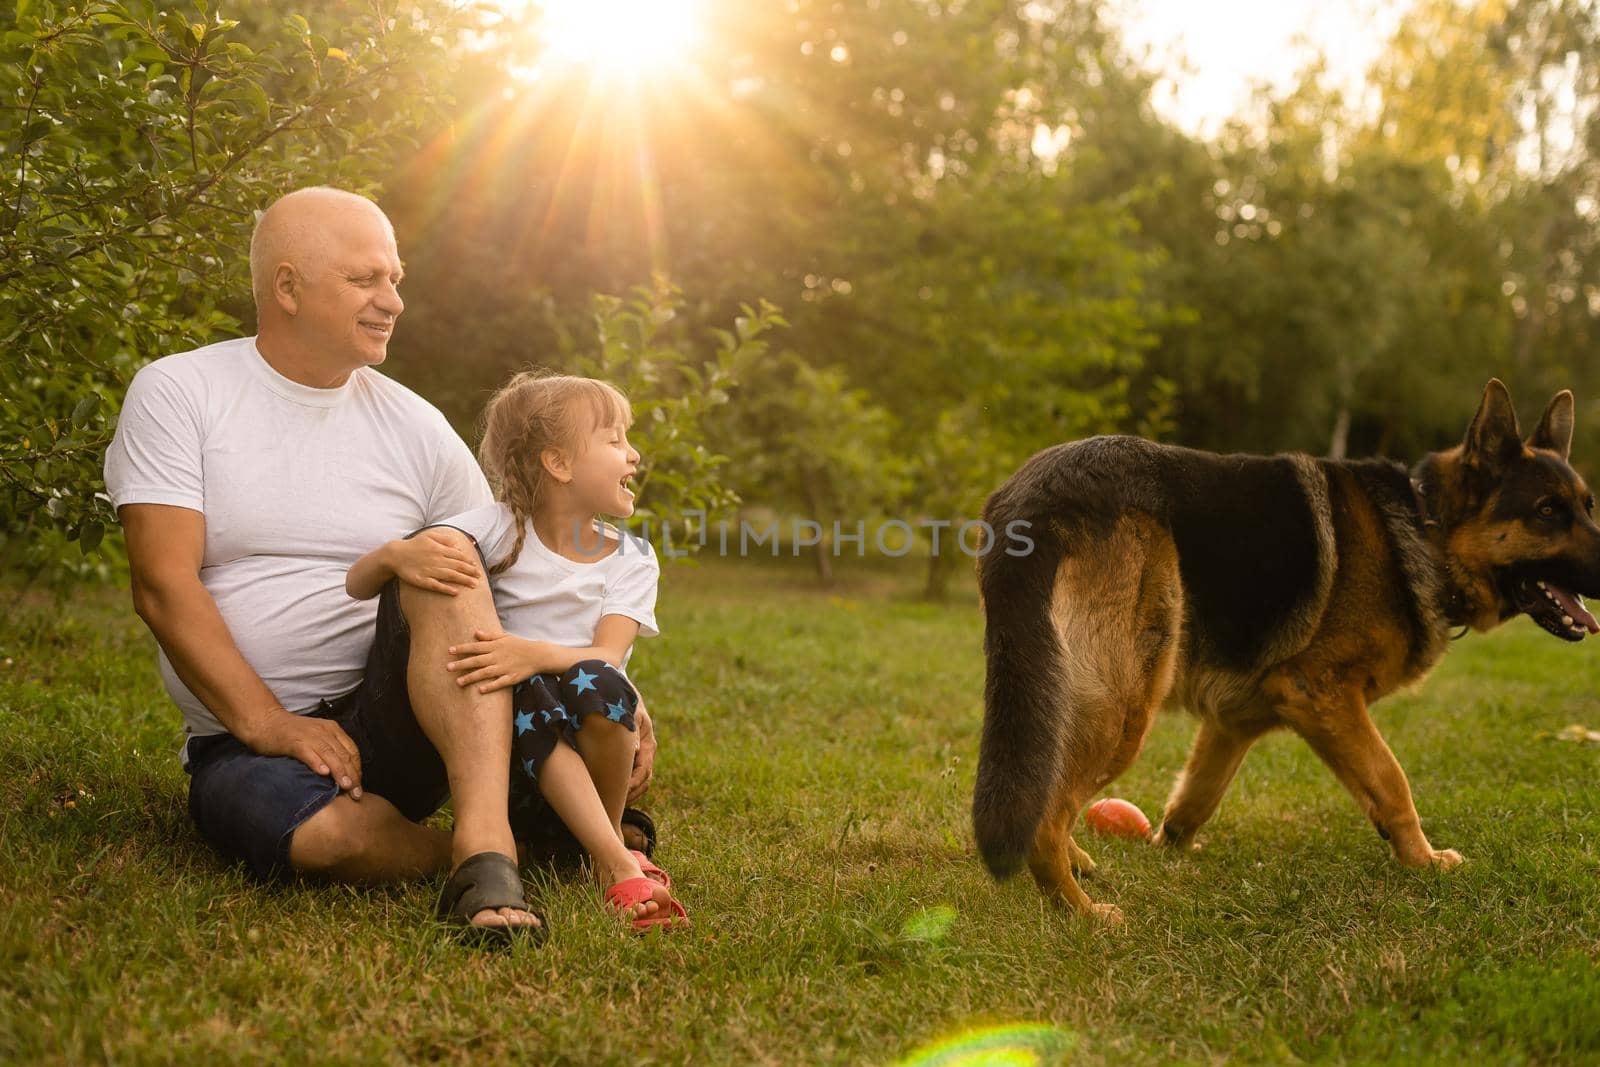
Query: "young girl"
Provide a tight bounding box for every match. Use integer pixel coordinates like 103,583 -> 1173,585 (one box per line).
352,371 -> 686,931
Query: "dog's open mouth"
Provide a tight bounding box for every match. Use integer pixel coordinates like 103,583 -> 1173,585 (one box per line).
1508,574 -> 1599,641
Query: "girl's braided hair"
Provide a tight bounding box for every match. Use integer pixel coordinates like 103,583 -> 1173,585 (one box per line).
478,369 -> 633,575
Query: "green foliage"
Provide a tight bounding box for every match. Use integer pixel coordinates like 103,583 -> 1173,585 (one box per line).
9,0 -> 1600,590
721,1 -> 1173,592
0,0 -> 465,578
384,0 -> 1175,599
1127,0 -> 1600,464
708,349 -> 908,580
1143,80 -> 1510,458
559,280 -> 784,553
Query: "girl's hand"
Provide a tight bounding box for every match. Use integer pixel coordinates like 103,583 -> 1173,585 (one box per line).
390,530 -> 481,595
446,629 -> 538,692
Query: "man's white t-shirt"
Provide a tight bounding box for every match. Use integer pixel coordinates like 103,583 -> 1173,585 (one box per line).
104,336 -> 493,739
442,504 -> 659,673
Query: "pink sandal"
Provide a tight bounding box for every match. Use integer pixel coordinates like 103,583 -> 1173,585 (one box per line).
604,877 -> 689,932
630,849 -> 672,889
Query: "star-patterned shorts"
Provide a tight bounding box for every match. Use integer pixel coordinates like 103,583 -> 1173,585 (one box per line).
510,659 -> 640,786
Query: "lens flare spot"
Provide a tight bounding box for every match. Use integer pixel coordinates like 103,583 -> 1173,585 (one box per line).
899,904 -> 957,944
894,1023 -> 1077,1067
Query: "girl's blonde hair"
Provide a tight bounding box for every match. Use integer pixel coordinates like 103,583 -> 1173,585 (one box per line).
478,370 -> 633,575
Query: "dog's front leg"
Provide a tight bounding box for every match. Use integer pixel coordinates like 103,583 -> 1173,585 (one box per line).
1152,717 -> 1267,849
1281,697 -> 1463,869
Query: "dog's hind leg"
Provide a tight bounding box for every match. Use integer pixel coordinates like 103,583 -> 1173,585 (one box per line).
1067,837 -> 1096,875
1029,775 -> 1121,921
1092,559 -> 1182,793
1029,677 -> 1164,922
1028,515 -> 1181,921
1151,718 -> 1267,849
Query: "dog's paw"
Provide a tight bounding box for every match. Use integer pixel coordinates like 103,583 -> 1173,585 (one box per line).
1401,846 -> 1465,869
1429,848 -> 1464,870
1087,902 -> 1125,925
1149,823 -> 1195,850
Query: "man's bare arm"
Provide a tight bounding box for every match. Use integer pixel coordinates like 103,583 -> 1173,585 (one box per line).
121,503 -> 363,795
627,702 -> 656,803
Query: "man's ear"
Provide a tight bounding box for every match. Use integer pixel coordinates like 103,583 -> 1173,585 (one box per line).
540,447 -> 572,484
1527,390 -> 1575,461
1463,378 -> 1523,470
272,263 -> 300,316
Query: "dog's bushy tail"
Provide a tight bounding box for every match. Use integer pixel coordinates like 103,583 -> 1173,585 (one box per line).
972,509 -> 1071,881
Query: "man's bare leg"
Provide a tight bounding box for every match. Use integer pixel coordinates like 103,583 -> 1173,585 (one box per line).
290,794 -> 451,881
399,572 -> 537,931
290,796 -> 549,881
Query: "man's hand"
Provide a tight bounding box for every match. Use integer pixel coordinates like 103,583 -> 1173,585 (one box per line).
122,503 -> 360,791
387,529 -> 481,596
446,629 -> 539,693
242,708 -> 364,798
627,704 -> 656,803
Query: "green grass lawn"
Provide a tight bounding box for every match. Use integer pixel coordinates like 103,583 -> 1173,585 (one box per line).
3,554 -> 1599,1065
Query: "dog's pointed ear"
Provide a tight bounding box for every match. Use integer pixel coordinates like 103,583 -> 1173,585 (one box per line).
1527,390 -> 1575,460
1463,378 -> 1523,469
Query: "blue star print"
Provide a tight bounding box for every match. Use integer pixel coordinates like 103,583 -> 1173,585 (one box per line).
570,667 -> 598,694
521,758 -> 537,780
605,699 -> 631,723
514,710 -> 535,735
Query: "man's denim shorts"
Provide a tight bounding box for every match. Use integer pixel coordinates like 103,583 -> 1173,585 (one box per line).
183,579 -> 448,880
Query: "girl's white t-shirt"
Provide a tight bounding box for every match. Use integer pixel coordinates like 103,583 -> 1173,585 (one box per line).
442,503 -> 660,673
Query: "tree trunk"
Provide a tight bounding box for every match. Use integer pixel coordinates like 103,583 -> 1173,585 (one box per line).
1373,420 -> 1394,459
1512,215 -> 1556,374
799,465 -> 834,585
923,533 -> 958,601
1329,405 -> 1351,460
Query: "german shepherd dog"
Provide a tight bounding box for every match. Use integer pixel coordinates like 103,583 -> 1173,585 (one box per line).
973,381 -> 1600,922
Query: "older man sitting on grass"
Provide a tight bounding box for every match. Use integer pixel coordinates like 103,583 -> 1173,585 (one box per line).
104,187 -> 657,943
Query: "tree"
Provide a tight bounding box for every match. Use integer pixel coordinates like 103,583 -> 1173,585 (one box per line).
382,0 -> 1174,597
561,279 -> 782,552
0,0 -> 469,580
1370,0 -> 1599,458
708,350 -> 907,584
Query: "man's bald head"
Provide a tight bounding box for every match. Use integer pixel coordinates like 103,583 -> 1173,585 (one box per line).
248,186 -> 405,384
249,187 -> 395,312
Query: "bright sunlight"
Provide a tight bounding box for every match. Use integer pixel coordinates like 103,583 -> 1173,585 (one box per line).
531,0 -> 705,80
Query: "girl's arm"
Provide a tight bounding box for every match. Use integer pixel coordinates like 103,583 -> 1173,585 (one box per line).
535,614 -> 639,672
346,543 -> 400,600
446,614 -> 640,692
346,528 -> 483,600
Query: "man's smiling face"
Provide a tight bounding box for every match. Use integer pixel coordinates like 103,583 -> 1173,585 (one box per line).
297,208 -> 405,374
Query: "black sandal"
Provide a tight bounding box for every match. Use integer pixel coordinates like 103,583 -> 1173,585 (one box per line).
435,852 -> 548,946
621,808 -> 658,858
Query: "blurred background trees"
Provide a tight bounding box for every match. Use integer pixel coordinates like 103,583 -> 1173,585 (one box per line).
0,0 -> 472,579
4,0 -> 1597,593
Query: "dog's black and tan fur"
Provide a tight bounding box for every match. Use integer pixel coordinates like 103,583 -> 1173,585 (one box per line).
973,380 -> 1600,921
